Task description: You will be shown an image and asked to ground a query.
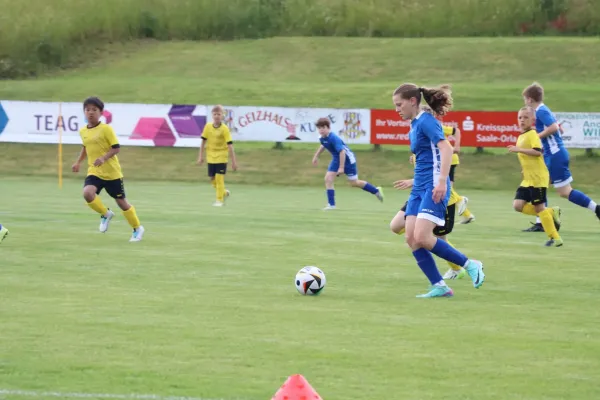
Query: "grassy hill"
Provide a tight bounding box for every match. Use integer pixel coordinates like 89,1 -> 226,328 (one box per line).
2,37 -> 600,110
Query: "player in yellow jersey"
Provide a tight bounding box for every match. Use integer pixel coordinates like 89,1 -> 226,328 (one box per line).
443,124 -> 476,224
508,106 -> 562,247
389,154 -> 467,280
197,105 -> 238,207
72,97 -> 145,242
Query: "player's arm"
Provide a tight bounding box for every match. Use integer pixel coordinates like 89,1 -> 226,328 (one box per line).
436,140 -> 453,181
393,178 -> 414,190
72,146 -> 87,172
95,127 -> 120,166
332,137 -> 346,171
198,127 -> 208,164
312,145 -> 325,164
507,134 -> 542,156
452,127 -> 461,154
537,109 -> 559,138
225,127 -> 237,170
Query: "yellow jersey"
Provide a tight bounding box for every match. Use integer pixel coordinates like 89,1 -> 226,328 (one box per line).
80,123 -> 123,180
201,123 -> 232,164
443,125 -> 459,165
517,129 -> 549,188
411,154 -> 457,206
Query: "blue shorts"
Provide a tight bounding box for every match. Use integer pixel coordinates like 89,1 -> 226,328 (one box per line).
328,159 -> 358,180
544,149 -> 573,188
405,187 -> 449,226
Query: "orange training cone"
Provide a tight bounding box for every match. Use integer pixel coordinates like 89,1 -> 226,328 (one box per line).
271,374 -> 323,400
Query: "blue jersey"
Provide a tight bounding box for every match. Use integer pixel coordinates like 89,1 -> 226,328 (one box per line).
536,103 -> 565,156
319,132 -> 356,164
409,111 -> 446,191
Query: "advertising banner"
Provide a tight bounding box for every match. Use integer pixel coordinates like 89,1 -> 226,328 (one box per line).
370,109 -> 520,147
555,112 -> 600,149
0,101 -> 371,146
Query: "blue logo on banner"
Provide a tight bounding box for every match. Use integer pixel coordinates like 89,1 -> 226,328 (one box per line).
0,102 -> 8,135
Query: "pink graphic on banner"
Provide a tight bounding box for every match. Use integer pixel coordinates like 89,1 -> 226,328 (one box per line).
168,104 -> 206,138
131,117 -> 176,147
102,110 -> 113,124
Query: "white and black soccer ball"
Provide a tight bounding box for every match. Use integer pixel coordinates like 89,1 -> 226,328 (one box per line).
295,266 -> 326,295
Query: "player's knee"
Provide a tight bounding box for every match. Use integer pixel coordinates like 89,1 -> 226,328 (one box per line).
83,189 -> 95,203
116,198 -> 130,211
557,188 -> 570,198
390,220 -> 402,234
414,229 -> 434,249
513,201 -> 523,212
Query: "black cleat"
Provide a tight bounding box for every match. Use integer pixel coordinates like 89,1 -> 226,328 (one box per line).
523,222 -> 544,232
596,205 -> 600,221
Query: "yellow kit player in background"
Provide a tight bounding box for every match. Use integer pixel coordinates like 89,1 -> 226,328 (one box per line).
508,106 -> 562,247
197,105 -> 238,207
72,97 -> 145,242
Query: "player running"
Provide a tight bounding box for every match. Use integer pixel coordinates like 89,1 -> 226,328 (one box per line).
312,118 -> 383,210
523,82 -> 600,224
392,83 -> 485,298
72,97 -> 145,242
0,223 -> 8,244
508,106 -> 563,247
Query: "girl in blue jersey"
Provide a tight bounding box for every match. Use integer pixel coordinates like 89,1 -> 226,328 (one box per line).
392,83 -> 485,298
523,82 -> 600,222
312,118 -> 383,210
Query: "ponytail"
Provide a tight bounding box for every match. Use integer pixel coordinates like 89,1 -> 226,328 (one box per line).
420,85 -> 453,116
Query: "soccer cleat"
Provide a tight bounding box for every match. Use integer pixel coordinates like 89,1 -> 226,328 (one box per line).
213,201 -> 224,207
416,285 -> 454,298
457,196 -> 468,216
523,222 -> 544,232
323,205 -> 336,210
551,206 -> 562,232
465,260 -> 485,289
0,225 -> 9,244
595,205 -> 600,221
129,225 -> 145,242
99,209 -> 115,233
375,187 -> 384,202
460,215 -> 476,224
545,238 -> 564,247
225,189 -> 231,198
443,267 -> 467,280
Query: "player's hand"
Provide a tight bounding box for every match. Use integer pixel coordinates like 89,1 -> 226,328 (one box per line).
432,181 -> 447,204
337,167 -> 344,176
453,145 -> 461,154
409,155 -> 415,165
93,157 -> 105,167
312,157 -> 318,166
231,161 -> 238,171
393,179 -> 413,190
507,145 -> 519,153
72,163 -> 80,173
197,157 -> 204,165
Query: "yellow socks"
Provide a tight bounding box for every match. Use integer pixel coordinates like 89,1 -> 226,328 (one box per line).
538,208 -> 560,239
215,174 -> 226,202
211,178 -> 217,189
449,187 -> 461,205
122,205 -> 141,229
521,203 -> 538,216
87,196 -> 108,216
445,240 -> 463,271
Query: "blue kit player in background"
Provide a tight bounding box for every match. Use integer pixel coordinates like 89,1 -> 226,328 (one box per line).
0,223 -> 8,244
393,83 -> 485,298
312,118 -> 384,210
523,82 -> 600,223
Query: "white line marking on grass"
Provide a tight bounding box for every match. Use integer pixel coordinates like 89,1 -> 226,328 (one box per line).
0,389 -> 246,400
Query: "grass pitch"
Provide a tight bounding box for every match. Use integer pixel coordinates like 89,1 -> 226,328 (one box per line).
1,178 -> 600,400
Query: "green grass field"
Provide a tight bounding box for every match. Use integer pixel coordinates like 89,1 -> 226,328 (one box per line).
2,37 -> 600,110
1,178 -> 600,400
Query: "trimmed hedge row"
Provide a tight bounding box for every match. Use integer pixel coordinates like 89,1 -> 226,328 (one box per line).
1,0 -> 598,78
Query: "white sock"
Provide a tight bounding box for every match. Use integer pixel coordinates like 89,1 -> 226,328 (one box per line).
536,216 -> 541,224
588,201 -> 597,211
434,280 -> 448,287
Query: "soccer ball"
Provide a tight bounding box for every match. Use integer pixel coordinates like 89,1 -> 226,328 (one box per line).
295,266 -> 326,295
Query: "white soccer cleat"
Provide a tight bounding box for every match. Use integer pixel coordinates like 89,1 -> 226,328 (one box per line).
99,209 -> 115,233
460,215 -> 476,224
0,225 -> 9,244
323,205 -> 336,210
457,196 -> 469,216
213,201 -> 224,207
443,267 -> 466,280
225,190 -> 231,198
129,225 -> 145,242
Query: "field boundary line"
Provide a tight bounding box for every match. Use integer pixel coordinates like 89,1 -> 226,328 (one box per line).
0,389 -> 247,400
